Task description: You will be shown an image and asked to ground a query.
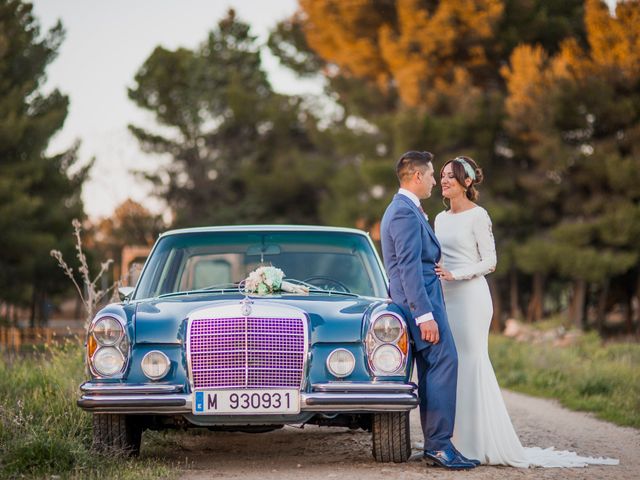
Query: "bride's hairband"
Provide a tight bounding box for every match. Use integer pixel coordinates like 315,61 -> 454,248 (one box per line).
455,157 -> 476,181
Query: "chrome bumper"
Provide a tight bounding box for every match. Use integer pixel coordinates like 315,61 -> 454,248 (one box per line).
77,382 -> 418,414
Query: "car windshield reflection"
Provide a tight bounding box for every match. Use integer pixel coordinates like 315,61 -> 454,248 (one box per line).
134,230 -> 387,300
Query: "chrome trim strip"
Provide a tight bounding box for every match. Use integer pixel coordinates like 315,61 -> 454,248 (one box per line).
77,391 -> 417,413
78,394 -> 191,414
301,392 -> 418,411
312,382 -> 416,393
161,225 -> 372,238
80,383 -> 184,394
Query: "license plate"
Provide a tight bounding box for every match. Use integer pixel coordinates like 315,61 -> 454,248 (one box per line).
193,389 -> 300,415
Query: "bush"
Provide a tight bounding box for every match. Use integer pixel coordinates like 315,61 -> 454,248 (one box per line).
489,333 -> 640,428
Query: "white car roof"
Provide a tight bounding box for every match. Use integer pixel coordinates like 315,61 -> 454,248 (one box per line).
160,225 -> 370,238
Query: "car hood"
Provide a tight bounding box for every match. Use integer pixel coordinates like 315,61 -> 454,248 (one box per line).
134,293 -> 385,344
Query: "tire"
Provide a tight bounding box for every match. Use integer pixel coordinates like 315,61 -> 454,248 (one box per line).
371,412 -> 411,463
92,414 -> 143,456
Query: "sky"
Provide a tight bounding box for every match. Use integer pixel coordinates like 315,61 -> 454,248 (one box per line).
31,0 -> 320,220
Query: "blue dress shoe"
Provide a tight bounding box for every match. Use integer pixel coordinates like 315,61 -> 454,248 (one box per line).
451,446 -> 481,466
424,447 -> 476,469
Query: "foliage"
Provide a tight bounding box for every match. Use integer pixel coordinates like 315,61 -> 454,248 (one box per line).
0,0 -> 90,321
501,0 -> 640,323
128,9 -> 333,228
278,0 -> 587,228
87,199 -> 165,273
268,0 -> 640,330
0,342 -> 177,479
490,333 -> 640,428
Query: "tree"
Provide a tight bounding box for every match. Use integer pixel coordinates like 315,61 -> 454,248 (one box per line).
271,0 -> 587,326
88,199 -> 165,276
0,0 -> 89,325
502,0 -> 640,330
128,10 -> 332,227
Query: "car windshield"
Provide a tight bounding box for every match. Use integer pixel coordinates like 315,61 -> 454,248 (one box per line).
133,230 -> 388,299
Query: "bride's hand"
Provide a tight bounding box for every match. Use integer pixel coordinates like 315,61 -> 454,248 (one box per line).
435,265 -> 454,281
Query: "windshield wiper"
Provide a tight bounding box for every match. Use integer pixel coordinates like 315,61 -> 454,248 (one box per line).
306,289 -> 359,297
284,278 -> 359,297
157,284 -> 241,298
194,283 -> 241,293
157,281 -> 360,299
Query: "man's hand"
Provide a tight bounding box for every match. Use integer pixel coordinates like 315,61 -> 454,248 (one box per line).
435,264 -> 454,281
419,319 -> 439,344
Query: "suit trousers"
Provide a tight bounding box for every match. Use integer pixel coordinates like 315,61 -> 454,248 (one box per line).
411,316 -> 459,451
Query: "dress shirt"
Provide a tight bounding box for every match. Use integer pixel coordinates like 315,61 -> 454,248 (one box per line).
397,188 -> 434,325
398,188 -> 428,220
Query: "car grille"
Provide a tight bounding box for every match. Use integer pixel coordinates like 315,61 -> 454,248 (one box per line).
188,317 -> 306,389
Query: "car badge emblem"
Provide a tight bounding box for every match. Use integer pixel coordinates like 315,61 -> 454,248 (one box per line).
240,297 -> 253,317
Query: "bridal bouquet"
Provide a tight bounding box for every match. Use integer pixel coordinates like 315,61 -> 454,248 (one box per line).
243,266 -> 309,295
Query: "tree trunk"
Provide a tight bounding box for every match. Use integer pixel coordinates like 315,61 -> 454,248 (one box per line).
41,293 -> 49,326
596,279 -> 610,336
488,276 -> 502,332
509,266 -> 521,320
526,273 -> 544,323
568,279 -> 587,330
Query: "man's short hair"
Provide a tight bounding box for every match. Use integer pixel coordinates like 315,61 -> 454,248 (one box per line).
396,150 -> 434,183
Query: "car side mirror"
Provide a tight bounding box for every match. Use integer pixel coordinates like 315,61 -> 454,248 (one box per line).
118,286 -> 135,301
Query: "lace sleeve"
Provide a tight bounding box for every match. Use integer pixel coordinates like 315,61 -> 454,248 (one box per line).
450,209 -> 497,280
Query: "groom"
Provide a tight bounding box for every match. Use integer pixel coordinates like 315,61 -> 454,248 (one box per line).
380,151 -> 478,469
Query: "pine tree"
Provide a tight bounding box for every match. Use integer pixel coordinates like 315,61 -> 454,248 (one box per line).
502,0 -> 640,329
0,0 -> 89,324
129,10 -> 332,227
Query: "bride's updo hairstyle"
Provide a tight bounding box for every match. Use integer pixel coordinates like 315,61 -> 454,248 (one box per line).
440,155 -> 484,201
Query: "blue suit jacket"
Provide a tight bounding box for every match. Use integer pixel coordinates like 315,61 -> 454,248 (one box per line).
380,194 -> 449,351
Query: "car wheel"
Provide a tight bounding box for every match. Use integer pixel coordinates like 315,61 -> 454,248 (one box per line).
371,412 -> 411,463
92,413 -> 143,456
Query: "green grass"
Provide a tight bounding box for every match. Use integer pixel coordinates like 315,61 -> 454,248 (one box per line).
490,332 -> 640,428
0,341 -> 178,479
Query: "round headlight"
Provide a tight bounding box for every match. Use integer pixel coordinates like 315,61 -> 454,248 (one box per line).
372,314 -> 402,343
92,317 -> 123,346
327,348 -> 355,378
141,351 -> 170,380
93,346 -> 125,376
372,344 -> 402,374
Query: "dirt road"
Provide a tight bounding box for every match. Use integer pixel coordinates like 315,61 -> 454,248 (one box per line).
166,390 -> 638,479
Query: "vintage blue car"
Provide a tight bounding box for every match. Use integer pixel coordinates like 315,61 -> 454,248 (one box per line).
78,226 -> 418,462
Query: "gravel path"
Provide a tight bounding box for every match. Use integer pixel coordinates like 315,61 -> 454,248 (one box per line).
170,390 -> 638,479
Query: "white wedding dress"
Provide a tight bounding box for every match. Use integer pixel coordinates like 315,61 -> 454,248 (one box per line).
434,206 -> 619,468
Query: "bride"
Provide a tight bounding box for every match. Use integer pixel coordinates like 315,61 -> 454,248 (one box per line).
432,155 -> 619,468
